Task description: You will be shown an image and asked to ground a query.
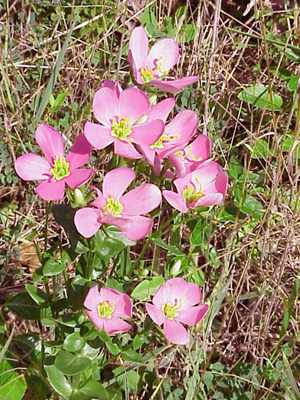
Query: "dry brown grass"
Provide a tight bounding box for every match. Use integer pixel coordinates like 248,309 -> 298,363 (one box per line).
0,0 -> 299,398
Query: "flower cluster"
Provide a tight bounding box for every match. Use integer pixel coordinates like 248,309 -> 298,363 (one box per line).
84,278 -> 208,345
14,26 -> 228,346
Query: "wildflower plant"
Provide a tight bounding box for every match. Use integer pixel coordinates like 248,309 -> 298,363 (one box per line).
11,25 -> 228,399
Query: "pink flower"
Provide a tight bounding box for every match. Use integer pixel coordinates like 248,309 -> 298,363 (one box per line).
140,109 -> 198,174
74,167 -> 162,240
84,84 -> 164,160
145,278 -> 208,345
128,26 -> 198,94
168,134 -> 212,178
84,286 -> 132,335
14,124 -> 93,201
163,160 -> 228,213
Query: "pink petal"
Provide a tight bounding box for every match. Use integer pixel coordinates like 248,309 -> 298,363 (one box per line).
86,309 -> 104,330
101,80 -> 122,97
162,190 -> 188,213
147,98 -> 175,122
163,320 -> 189,345
84,122 -> 113,150
103,318 -> 132,335
150,76 -> 198,94
102,167 -> 135,199
114,140 -> 143,159
214,165 -> 228,194
147,38 -> 179,71
128,26 -> 149,71
167,154 -> 186,178
74,207 -> 101,238
153,278 -> 201,309
118,87 -> 150,122
173,174 -> 191,196
36,180 -> 65,201
177,304 -> 208,326
121,183 -> 161,216
104,215 -> 153,241
15,154 -> 50,181
158,110 -> 198,158
194,193 -> 224,208
84,285 -> 101,311
131,119 -> 164,146
93,87 -> 118,126
65,168 -> 93,189
186,134 -> 212,162
99,288 -> 132,318
128,50 -> 141,84
153,156 -> 162,176
67,134 -> 91,169
138,144 -> 156,166
35,123 -> 64,163
145,303 -> 165,326
90,187 -> 105,209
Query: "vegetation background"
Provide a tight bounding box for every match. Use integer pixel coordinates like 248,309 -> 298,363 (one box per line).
0,0 -> 299,399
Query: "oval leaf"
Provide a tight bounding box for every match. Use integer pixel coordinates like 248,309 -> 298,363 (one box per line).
238,84 -> 282,111
131,277 -> 165,301
55,350 -> 91,376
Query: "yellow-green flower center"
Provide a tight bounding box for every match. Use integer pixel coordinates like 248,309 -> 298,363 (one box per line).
150,134 -> 179,150
103,196 -> 123,217
175,150 -> 185,159
163,303 -> 179,320
182,184 -> 204,204
111,117 -> 132,140
140,67 -> 155,83
51,156 -> 70,180
98,301 -> 115,319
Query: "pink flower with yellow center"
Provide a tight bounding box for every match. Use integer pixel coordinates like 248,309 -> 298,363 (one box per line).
168,134 -> 212,178
84,82 -> 164,160
14,124 -> 93,201
145,278 -> 208,345
74,167 -> 162,241
139,100 -> 198,175
128,26 -> 198,94
84,286 -> 132,335
163,160 -> 228,212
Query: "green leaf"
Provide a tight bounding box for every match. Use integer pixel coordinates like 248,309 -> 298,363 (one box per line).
180,23 -> 197,43
0,360 -> 27,400
281,134 -> 300,159
6,292 -> 41,320
113,367 -> 140,393
93,227 -> 133,262
150,236 -> 184,256
131,277 -> 164,301
97,331 -> 121,356
25,284 -> 47,305
35,23 -> 74,121
239,195 -> 264,218
287,74 -> 299,92
43,251 -> 70,276
63,332 -> 85,353
43,258 -> 65,276
238,84 -> 282,111
55,351 -> 91,376
50,91 -> 68,113
139,9 -> 159,37
248,138 -> 273,159
190,219 -> 210,247
70,380 -> 109,400
45,365 -> 72,399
